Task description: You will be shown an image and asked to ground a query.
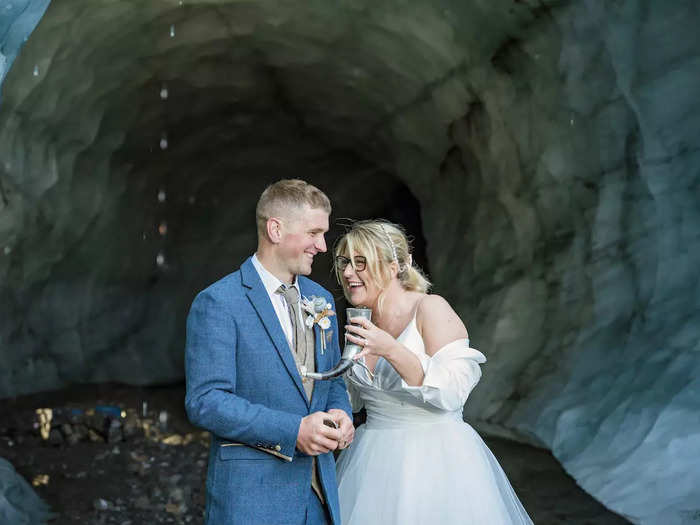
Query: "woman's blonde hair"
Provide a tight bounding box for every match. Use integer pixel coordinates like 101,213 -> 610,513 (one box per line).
334,220 -> 431,312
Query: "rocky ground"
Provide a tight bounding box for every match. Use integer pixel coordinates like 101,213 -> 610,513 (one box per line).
0,383 -> 629,525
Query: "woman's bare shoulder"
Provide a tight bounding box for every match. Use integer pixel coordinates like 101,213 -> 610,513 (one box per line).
416,294 -> 468,355
416,294 -> 461,320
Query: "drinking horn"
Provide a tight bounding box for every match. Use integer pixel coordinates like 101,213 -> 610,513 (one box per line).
302,341 -> 363,380
303,307 -> 372,380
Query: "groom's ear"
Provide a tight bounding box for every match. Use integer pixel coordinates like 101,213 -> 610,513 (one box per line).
267,217 -> 283,244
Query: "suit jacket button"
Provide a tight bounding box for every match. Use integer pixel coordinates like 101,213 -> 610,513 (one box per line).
274,444 -> 281,451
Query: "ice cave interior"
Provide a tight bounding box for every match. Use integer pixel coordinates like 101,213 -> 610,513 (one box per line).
1,1 -> 699,523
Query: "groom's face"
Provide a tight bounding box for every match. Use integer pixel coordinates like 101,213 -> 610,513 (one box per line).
278,204 -> 329,277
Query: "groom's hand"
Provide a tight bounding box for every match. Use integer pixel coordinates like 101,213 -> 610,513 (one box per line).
296,411 -> 342,455
327,408 -> 354,449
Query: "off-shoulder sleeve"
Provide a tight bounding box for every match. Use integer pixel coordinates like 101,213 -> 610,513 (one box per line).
401,338 -> 486,412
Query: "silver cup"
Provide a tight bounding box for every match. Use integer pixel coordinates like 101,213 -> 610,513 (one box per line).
342,307 -> 372,360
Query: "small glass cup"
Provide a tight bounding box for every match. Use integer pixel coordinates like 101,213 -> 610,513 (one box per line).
342,307 -> 372,359
346,306 -> 372,324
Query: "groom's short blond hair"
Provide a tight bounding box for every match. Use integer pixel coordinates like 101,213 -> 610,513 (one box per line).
256,179 -> 331,238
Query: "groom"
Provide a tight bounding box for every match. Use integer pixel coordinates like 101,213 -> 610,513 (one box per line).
185,179 -> 354,524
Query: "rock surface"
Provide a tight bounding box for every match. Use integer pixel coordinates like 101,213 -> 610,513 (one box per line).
1,1 -> 699,523
0,456 -> 52,524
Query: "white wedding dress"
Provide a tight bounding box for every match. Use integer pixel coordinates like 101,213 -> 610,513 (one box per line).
336,315 -> 533,525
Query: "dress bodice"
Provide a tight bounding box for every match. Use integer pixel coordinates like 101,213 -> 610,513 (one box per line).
345,315 -> 487,427
350,316 -> 425,391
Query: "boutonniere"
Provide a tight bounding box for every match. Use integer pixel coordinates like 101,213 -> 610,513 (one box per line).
301,295 -> 335,353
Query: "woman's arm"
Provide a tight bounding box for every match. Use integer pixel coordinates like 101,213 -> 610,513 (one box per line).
382,340 -> 425,386
405,295 -> 484,411
344,295 -> 470,387
383,294 -> 470,386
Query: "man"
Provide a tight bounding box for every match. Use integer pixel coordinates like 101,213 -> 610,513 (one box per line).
185,179 -> 354,524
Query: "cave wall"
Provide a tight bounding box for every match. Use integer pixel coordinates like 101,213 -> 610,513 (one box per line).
1,1 -> 699,523
357,3 -> 700,522
411,5 -> 700,523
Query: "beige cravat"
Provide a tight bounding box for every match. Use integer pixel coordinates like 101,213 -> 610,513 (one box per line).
277,285 -> 325,504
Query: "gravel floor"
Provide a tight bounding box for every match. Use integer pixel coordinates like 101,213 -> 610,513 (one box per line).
0,383 -> 629,524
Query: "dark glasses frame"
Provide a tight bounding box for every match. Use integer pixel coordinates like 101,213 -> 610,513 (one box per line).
335,255 -> 367,272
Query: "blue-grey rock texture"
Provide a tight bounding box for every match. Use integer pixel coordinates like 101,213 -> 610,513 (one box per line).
0,457 -> 51,524
0,0 -> 50,90
1,1 -> 699,523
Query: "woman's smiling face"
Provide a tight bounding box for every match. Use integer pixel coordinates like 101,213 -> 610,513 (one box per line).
340,252 -> 381,308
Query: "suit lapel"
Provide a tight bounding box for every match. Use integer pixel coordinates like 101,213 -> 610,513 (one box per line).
241,258 -> 309,406
299,279 -> 324,372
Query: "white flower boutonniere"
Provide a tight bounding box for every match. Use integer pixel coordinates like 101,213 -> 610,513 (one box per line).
301,295 -> 335,353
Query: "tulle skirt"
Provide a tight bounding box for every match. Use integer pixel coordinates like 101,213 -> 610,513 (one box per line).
336,419 -> 533,525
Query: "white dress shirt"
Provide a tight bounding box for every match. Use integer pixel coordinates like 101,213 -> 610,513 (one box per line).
251,253 -> 302,350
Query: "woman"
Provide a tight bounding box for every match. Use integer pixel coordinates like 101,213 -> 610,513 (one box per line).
334,220 -> 532,525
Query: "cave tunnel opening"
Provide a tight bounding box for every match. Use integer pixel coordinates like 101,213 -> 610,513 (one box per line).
2,1 -> 700,523
1,0 -> 443,394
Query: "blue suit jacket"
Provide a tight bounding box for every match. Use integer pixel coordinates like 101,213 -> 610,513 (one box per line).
185,257 -> 352,525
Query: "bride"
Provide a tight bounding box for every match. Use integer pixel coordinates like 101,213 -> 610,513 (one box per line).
334,220 -> 533,525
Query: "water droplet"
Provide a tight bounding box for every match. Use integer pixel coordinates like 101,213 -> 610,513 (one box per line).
179,0 -> 184,5
33,65 -> 39,76
158,222 -> 168,236
570,118 -> 575,126
159,133 -> 168,150
158,189 -> 166,202
160,84 -> 168,100
188,195 -> 195,205
156,252 -> 165,266
6,4 -> 14,10
169,24 -> 175,38
3,246 -> 11,255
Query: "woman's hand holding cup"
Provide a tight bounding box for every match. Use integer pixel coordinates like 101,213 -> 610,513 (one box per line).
345,317 -> 400,360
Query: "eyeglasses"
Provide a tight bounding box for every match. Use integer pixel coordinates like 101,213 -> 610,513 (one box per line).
335,255 -> 366,272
